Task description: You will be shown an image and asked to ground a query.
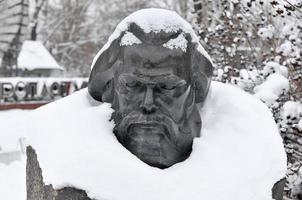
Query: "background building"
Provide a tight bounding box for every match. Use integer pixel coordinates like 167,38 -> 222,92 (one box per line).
17,40 -> 64,77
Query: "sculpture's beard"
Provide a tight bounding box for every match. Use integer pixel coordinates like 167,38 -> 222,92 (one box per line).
112,110 -> 196,169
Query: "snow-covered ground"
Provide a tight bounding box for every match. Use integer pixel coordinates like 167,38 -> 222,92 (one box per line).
0,109 -> 32,200
0,81 -> 289,200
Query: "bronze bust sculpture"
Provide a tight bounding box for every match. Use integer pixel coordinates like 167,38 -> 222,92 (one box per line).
88,23 -> 213,168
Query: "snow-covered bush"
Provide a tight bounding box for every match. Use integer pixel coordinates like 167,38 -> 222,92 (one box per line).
193,0 -> 302,198
280,101 -> 302,199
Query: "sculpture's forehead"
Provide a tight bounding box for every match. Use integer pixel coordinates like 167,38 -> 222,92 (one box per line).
118,45 -> 191,80
122,44 -> 187,66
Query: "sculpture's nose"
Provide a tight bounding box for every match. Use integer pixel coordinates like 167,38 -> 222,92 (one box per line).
140,86 -> 157,114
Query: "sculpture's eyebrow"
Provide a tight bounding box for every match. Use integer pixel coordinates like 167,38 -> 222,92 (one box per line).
136,48 -> 184,66
153,75 -> 185,84
133,67 -> 173,77
133,70 -> 170,77
130,72 -> 186,85
142,57 -> 181,67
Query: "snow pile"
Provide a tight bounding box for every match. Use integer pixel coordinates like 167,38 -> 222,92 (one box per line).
217,62 -> 289,108
239,69 -> 256,80
287,162 -> 302,197
120,32 -> 142,46
282,24 -> 298,37
18,40 -> 63,71
230,69 -> 260,91
225,62 -> 289,107
289,34 -> 302,46
297,120 -> 302,131
258,25 -> 274,40
91,8 -> 212,69
0,109 -> 32,200
263,61 -> 288,78
163,33 -> 187,52
0,137 -> 24,165
214,68 -> 224,80
29,82 -> 286,200
0,159 -> 26,200
281,101 -> 302,125
276,40 -> 293,57
254,74 -> 289,106
0,110 -> 31,154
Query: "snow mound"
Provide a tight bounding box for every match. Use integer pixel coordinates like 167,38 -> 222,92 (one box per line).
0,159 -> 26,200
29,82 -> 286,200
254,90 -> 279,107
258,25 -> 274,40
282,24 -> 298,37
276,40 -> 293,57
297,120 -> 302,131
263,61 -> 288,78
281,101 -> 302,122
0,109 -> 32,200
91,8 -> 212,69
254,74 -> 289,106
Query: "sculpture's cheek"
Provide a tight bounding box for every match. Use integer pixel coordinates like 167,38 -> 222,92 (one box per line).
155,87 -> 192,122
115,92 -> 143,112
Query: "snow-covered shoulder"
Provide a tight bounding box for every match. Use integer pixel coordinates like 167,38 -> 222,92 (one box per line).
28,82 -> 286,200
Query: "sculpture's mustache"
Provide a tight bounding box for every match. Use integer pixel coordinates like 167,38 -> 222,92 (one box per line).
115,111 -> 177,143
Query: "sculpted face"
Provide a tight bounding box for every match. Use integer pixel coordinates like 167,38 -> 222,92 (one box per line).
112,45 -> 201,168
88,19 -> 213,169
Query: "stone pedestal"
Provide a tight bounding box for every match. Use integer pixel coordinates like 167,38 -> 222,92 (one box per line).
26,146 -> 92,200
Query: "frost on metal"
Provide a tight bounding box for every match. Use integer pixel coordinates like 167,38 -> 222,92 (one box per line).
163,33 -> 187,52
120,32 -> 142,46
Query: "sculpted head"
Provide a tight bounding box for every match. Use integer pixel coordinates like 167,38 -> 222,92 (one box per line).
88,9 -> 213,168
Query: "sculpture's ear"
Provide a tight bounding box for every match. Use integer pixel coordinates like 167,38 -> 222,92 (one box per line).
88,36 -> 122,102
191,46 -> 213,103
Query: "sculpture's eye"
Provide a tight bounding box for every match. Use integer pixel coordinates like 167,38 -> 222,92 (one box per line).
159,83 -> 176,90
159,80 -> 187,91
126,81 -> 142,88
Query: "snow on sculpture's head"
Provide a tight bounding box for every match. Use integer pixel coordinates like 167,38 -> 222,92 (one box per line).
88,8 -> 213,168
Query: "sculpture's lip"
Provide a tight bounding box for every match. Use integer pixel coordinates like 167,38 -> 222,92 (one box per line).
130,123 -> 163,135
127,122 -> 171,141
131,122 -> 160,128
